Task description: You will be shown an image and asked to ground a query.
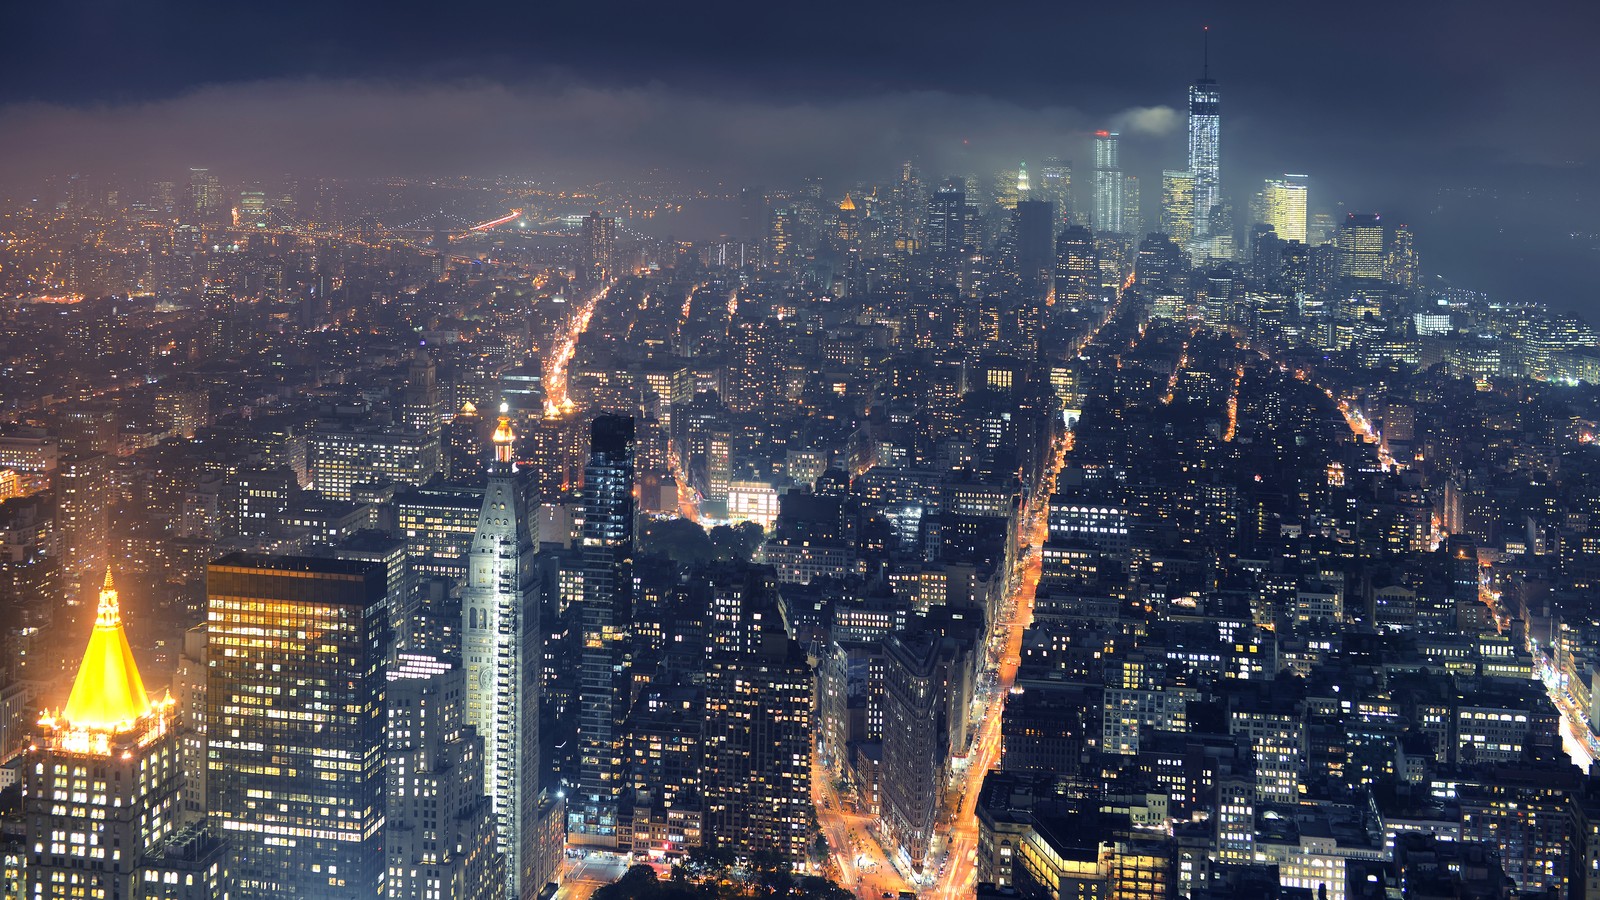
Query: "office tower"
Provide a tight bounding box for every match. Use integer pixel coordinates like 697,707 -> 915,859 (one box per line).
1188,40 -> 1222,238
1336,213 -> 1386,279
1015,161 -> 1030,203
26,570 -> 182,900
206,553 -> 389,899
1135,233 -> 1187,294
766,205 -> 796,268
445,400 -> 487,484
461,411 -> 545,898
386,654 -> 501,900
188,167 -> 220,221
925,182 -> 967,255
307,424 -> 442,500
1262,175 -> 1309,244
701,567 -> 813,863
1054,225 -> 1100,307
400,343 -> 442,437
1013,199 -> 1056,295
1093,131 -> 1124,234
1039,158 -> 1074,225
1121,174 -> 1143,239
56,452 -> 107,602
581,211 -> 617,284
1386,223 -> 1420,288
572,416 -> 635,847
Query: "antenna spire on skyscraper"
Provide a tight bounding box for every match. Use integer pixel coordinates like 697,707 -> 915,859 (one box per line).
1203,25 -> 1210,80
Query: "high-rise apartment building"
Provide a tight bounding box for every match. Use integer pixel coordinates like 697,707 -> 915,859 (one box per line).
1262,175 -> 1309,244
56,452 -> 107,603
572,416 -> 635,847
1093,131 -> 1124,235
461,412 -> 545,897
582,211 -> 617,284
206,554 -> 389,899
25,570 -> 183,900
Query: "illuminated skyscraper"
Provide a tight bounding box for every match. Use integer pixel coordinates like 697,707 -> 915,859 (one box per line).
925,182 -> 967,256
206,554 -> 388,899
445,400 -> 487,484
1160,170 -> 1196,246
1093,131 -> 1124,234
1054,225 -> 1100,307
701,567 -> 813,864
1187,35 -> 1222,238
25,570 -> 184,900
572,415 -> 635,848
1386,224 -> 1420,288
56,452 -> 107,602
1121,174 -> 1143,240
1262,175 -> 1309,244
1190,29 -> 1222,238
461,409 -> 544,898
581,211 -> 617,284
1039,158 -> 1073,225
1336,213 -> 1386,280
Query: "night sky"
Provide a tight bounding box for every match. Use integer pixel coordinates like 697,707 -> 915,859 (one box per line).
5,1 -> 1597,314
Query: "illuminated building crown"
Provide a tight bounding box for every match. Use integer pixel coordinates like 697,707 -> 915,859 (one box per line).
59,569 -> 152,732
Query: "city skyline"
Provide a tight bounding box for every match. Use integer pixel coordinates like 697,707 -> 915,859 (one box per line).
4,6 -> 1600,900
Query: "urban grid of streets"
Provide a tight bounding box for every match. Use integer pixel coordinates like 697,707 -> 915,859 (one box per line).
813,293 -> 1122,900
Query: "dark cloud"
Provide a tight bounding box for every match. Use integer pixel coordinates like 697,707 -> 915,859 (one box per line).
2,2 -> 1597,314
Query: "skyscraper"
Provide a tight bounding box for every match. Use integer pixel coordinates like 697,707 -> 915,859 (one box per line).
1055,225 -> 1100,308
701,566 -> 813,863
1039,158 -> 1074,225
572,415 -> 635,848
1121,174 -> 1143,239
26,570 -> 183,900
386,654 -> 502,900
206,554 -> 388,899
462,409 -> 544,898
1093,131 -> 1124,235
1013,199 -> 1056,296
925,182 -> 967,256
1386,224 -> 1420,288
55,452 -> 107,603
1336,213 -> 1386,280
1160,170 -> 1197,247
1262,175 -> 1309,244
1188,35 -> 1222,238
581,211 -> 617,284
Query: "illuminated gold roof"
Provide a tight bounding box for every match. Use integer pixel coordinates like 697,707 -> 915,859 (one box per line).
492,415 -> 516,446
839,194 -> 856,212
460,400 -> 479,416
61,569 -> 151,732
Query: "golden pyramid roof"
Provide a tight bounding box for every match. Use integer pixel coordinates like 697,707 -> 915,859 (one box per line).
61,569 -> 151,732
839,194 -> 856,212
